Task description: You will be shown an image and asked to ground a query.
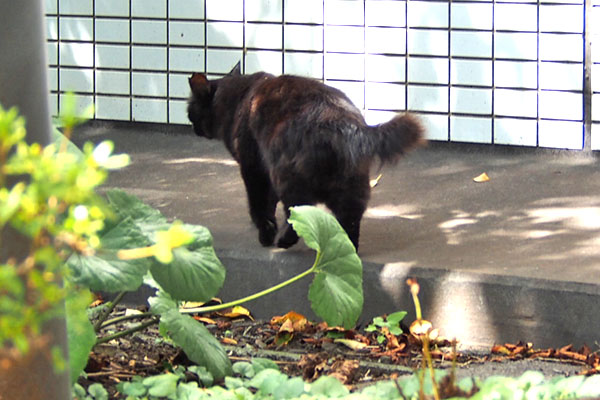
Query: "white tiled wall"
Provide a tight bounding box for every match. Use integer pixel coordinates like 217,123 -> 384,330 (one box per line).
593,0 -> 600,150
46,0 -> 592,150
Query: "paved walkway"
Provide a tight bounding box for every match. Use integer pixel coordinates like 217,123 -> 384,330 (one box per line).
74,121 -> 600,350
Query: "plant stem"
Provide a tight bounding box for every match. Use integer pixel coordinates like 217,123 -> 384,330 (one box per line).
95,317 -> 159,346
94,291 -> 126,332
411,290 -> 422,321
423,337 -> 440,400
100,311 -> 155,330
180,254 -> 321,315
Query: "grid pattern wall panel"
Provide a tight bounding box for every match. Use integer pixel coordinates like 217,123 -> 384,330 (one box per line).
593,0 -> 600,150
47,0 -> 590,149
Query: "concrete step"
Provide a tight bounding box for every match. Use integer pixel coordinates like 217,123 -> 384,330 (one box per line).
75,121 -> 600,350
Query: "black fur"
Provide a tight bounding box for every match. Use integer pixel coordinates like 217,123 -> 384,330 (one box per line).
188,64 -> 425,250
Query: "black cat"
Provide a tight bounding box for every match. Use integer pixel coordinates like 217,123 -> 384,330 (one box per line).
188,63 -> 424,250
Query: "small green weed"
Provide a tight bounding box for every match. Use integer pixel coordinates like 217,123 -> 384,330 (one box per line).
92,360 -> 600,400
365,311 -> 407,344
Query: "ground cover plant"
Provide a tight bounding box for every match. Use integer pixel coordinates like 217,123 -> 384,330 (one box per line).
67,190 -> 364,383
76,360 -> 600,400
75,297 -> 600,399
2,102 -> 600,399
0,98 -> 127,376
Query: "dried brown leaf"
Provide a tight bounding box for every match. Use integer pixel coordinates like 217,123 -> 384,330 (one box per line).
329,359 -> 360,384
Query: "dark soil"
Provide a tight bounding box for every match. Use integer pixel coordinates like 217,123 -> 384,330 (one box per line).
79,305 -> 598,399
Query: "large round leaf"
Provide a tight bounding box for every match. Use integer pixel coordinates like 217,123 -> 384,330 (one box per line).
67,217 -> 150,292
150,224 -> 225,302
288,206 -> 363,329
105,189 -> 169,236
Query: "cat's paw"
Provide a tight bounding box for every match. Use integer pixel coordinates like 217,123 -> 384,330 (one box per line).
258,219 -> 277,246
276,227 -> 299,249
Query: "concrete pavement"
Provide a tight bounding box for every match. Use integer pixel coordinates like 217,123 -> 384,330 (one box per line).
73,121 -> 600,351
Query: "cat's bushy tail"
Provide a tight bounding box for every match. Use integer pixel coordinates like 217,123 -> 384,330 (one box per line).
366,113 -> 426,164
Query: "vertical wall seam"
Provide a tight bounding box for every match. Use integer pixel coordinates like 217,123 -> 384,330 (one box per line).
363,0 -> 366,118
536,0 -> 540,148
204,0 -> 207,73
166,0 -> 170,124
448,0 -> 452,142
405,0 -> 409,115
92,0 -> 96,119
491,0 -> 496,145
242,0 -> 246,74
322,0 -> 326,83
584,0 -> 593,151
282,0 -> 286,74
129,0 -> 133,121
56,0 -> 61,114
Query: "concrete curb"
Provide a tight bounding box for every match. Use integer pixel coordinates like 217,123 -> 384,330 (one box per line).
76,121 -> 600,351
213,249 -> 600,350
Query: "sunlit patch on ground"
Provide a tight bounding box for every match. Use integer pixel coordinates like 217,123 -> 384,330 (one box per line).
163,157 -> 237,166
365,204 -> 423,220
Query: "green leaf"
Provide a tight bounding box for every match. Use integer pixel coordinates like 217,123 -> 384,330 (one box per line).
67,218 -> 150,292
143,373 -> 180,397
389,326 -> 403,336
233,361 -> 255,378
148,291 -> 178,315
116,381 -> 147,397
288,206 -> 363,329
387,311 -> 407,325
150,225 -> 225,302
87,383 -> 108,400
72,383 -> 87,399
65,286 -> 96,384
0,183 -> 25,225
105,189 -> 169,236
309,376 -> 349,398
360,380 -> 401,399
248,369 -> 289,395
225,376 -> 244,390
152,299 -> 232,380
0,106 -> 26,146
187,366 -> 214,387
251,358 -> 279,373
175,382 -> 204,400
276,376 -> 305,400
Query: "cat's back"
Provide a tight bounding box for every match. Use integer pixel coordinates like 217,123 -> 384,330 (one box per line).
245,74 -> 364,129
250,74 -> 352,108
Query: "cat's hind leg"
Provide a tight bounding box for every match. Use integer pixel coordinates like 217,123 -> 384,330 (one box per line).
277,206 -> 300,248
240,163 -> 279,246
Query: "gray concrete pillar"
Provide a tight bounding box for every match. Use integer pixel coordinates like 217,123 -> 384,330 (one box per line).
0,1 -> 72,399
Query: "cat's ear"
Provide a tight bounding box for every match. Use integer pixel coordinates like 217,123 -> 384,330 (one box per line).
189,73 -> 211,97
228,61 -> 241,76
